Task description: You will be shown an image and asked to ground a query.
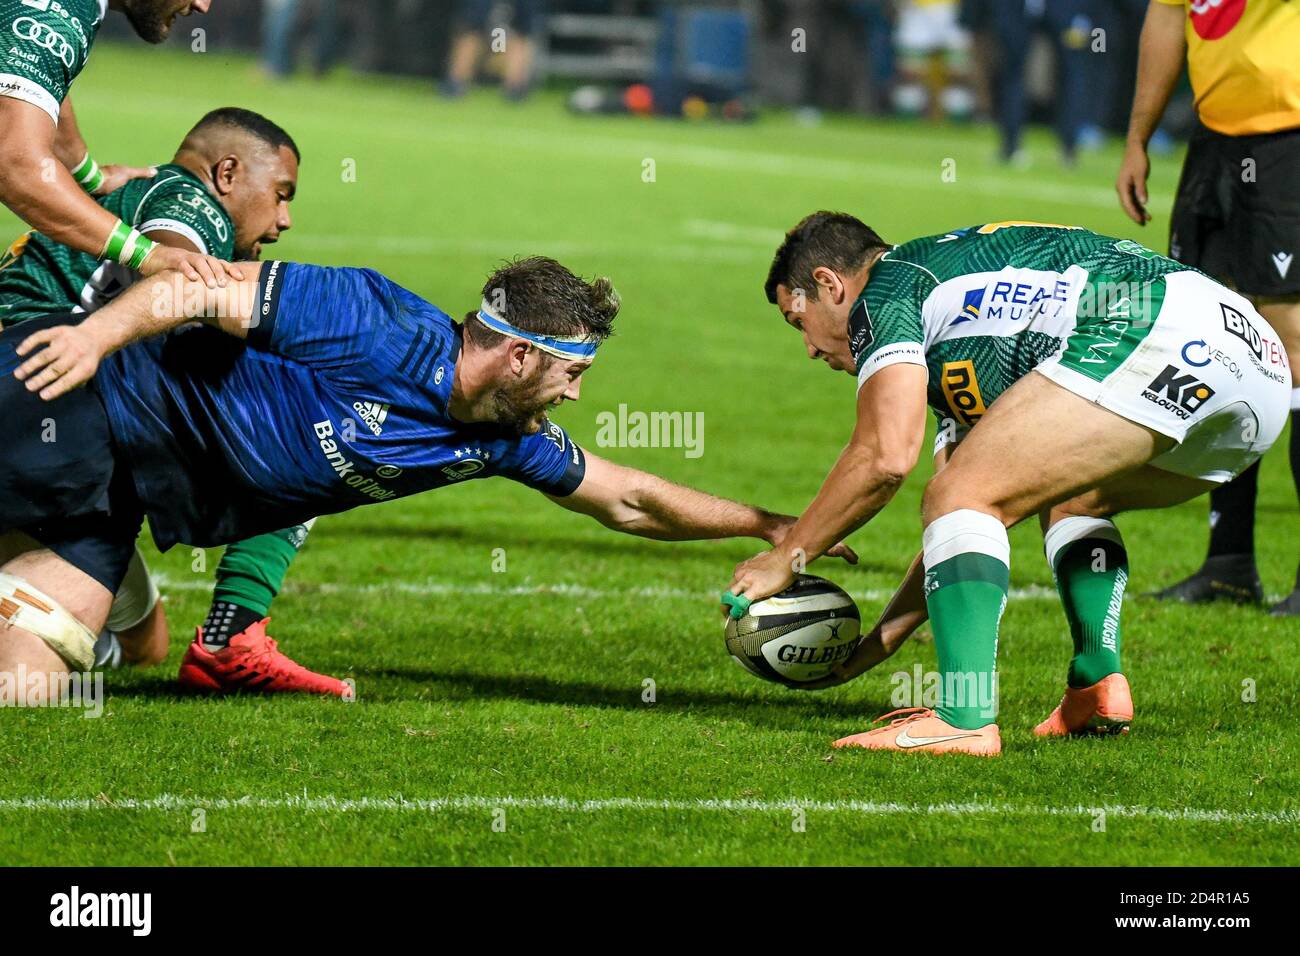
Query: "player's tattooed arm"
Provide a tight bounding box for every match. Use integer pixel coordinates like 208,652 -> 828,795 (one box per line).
547,452 -> 858,560
13,269 -> 258,400
726,362 -> 929,604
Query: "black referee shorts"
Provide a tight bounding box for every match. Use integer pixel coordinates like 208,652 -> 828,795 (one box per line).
1170,123 -> 1300,297
0,313 -> 142,592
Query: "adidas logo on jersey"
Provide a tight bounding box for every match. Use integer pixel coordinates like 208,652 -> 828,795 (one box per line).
352,401 -> 390,436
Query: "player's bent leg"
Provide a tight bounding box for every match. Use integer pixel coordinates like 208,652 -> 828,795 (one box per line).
179,519 -> 347,697
922,371 -> 1174,528
99,546 -> 168,667
1032,468 -> 1215,737
0,545 -> 112,704
906,373 -> 1171,755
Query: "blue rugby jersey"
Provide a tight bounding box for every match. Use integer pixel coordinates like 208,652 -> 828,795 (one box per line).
95,261 -> 586,550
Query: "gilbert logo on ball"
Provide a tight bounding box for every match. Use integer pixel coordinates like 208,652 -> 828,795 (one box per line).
723,575 -> 861,687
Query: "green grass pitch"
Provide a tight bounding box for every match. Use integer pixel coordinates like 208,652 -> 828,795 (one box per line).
1,44 -> 1296,866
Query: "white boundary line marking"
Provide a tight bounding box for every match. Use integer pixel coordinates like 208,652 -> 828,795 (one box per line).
0,794 -> 1294,826
152,573 -> 1060,603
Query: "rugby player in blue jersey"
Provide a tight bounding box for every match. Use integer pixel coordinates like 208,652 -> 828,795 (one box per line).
0,256 -> 855,693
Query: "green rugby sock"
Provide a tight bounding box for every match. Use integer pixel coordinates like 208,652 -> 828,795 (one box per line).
212,520 -> 315,617
922,509 -> 1008,731
1044,517 -> 1127,689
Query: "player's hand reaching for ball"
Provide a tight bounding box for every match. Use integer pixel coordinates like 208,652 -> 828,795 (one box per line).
13,323 -> 108,400
139,244 -> 244,288
725,548 -> 799,617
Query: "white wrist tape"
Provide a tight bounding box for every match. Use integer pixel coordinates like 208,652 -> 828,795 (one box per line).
0,573 -> 97,671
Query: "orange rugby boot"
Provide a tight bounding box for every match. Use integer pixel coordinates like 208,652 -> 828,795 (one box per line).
833,708 -> 1001,756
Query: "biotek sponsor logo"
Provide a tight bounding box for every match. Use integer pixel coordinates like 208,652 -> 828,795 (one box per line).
313,420 -> 398,500
1142,365 -> 1216,420
1222,303 -> 1290,381
49,886 -> 151,936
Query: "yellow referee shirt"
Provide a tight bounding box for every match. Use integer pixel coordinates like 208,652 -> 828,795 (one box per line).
1155,0 -> 1300,135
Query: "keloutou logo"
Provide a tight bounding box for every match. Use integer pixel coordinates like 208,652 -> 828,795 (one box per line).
1189,0 -> 1246,41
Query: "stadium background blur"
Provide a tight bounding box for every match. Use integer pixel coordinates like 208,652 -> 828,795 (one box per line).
99,1 -> 1193,151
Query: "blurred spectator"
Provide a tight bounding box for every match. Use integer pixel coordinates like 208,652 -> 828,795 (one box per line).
892,0 -> 973,120
850,1 -> 896,113
262,0 -> 343,78
970,0 -> 1096,164
442,0 -> 549,101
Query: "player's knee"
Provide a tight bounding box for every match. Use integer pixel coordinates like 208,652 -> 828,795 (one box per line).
0,571 -> 103,674
921,472 -> 1014,529
0,626 -> 70,694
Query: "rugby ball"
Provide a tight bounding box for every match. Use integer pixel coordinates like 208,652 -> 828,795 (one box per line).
725,575 -> 861,687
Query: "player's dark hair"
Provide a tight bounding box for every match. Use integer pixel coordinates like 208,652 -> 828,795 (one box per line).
466,257 -> 619,357
186,107 -> 301,162
764,211 -> 887,304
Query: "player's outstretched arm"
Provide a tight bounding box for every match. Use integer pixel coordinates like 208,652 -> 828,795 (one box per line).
791,440 -> 955,688
546,451 -> 858,560
0,99 -> 233,286
13,268 -> 260,400
726,362 -> 929,605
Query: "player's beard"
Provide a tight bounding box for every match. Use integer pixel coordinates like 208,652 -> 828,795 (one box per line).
488,372 -> 552,436
119,0 -> 179,43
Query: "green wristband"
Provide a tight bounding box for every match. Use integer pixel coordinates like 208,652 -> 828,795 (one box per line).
101,219 -> 131,261
72,153 -> 104,194
125,234 -> 155,270
101,220 -> 155,270
721,590 -> 752,620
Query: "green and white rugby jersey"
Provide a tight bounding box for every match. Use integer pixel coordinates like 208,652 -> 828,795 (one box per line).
0,0 -> 105,123
0,163 -> 235,323
849,221 -> 1191,435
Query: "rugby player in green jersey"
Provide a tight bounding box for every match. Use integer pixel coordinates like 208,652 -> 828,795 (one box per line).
724,214 -> 1292,756
0,1 -> 236,287
0,106 -> 336,694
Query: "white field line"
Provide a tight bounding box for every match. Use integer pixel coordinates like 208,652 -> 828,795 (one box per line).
0,794 -> 1294,826
152,573 -> 1060,604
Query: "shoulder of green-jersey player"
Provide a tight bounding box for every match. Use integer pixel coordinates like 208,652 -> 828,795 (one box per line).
861,250 -> 940,299
134,175 -> 235,258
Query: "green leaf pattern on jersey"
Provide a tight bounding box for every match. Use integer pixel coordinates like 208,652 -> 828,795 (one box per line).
0,164 -> 235,323
849,223 -> 1192,431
